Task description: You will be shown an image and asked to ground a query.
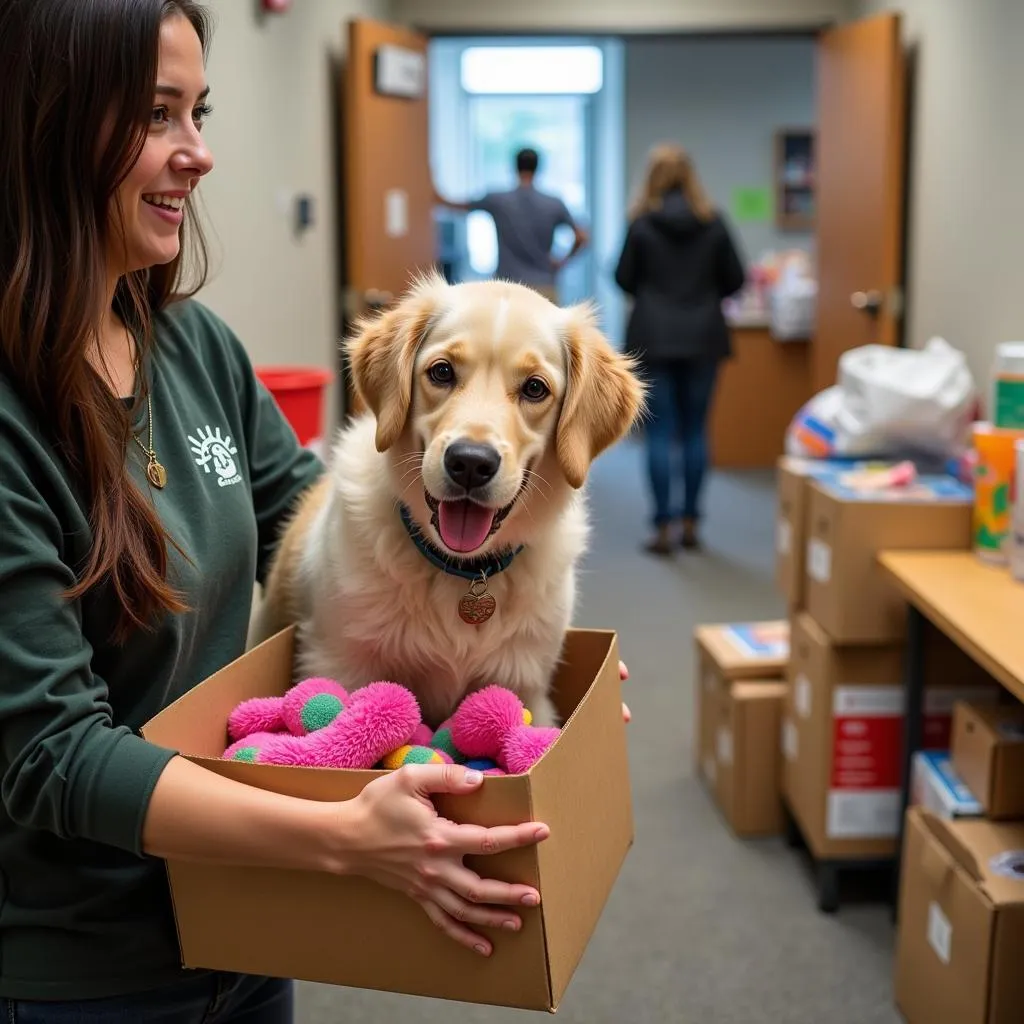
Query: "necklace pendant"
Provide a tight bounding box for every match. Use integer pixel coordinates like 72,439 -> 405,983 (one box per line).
458,574 -> 496,625
146,458 -> 167,489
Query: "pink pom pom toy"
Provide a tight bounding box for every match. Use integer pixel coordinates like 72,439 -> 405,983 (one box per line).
227,677 -> 349,742
222,681 -> 421,770
450,686 -> 560,774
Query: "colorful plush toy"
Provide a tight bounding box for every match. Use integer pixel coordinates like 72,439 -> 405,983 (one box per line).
428,717 -> 467,764
450,686 -> 561,775
380,744 -> 453,769
226,677 -> 349,741
223,681 -> 420,769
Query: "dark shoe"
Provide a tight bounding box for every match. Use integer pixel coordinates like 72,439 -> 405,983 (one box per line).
644,525 -> 674,556
643,537 -> 674,557
680,519 -> 700,550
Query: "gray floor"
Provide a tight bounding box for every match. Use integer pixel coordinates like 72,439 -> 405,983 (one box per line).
297,437 -> 902,1023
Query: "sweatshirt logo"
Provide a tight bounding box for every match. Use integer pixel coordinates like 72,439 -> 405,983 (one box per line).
189,425 -> 242,487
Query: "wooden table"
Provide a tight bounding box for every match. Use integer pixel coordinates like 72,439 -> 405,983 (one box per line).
879,550 -> 1024,898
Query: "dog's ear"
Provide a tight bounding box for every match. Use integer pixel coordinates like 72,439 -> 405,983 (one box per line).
345,274 -> 445,452
556,305 -> 647,489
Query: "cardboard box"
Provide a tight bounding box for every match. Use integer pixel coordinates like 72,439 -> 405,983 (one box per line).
804,475 -> 973,642
782,613 -> 999,859
951,702 -> 1024,819
775,456 -> 878,610
141,626 -> 632,1012
712,680 -> 788,836
693,621 -> 789,789
894,808 -> 1024,1024
911,751 -> 984,820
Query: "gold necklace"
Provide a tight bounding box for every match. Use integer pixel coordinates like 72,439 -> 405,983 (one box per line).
132,392 -> 167,489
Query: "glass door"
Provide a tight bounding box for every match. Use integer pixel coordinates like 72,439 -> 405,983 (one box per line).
463,93 -> 595,306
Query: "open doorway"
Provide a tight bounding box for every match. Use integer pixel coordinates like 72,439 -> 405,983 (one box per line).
429,37 -> 625,338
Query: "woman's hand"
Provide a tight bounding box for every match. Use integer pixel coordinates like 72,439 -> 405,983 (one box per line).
340,763 -> 549,956
620,660 -> 631,723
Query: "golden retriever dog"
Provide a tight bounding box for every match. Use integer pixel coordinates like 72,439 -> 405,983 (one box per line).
253,272 -> 645,729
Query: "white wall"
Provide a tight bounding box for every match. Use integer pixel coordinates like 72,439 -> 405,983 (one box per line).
856,0 -> 1024,394
393,0 -> 854,32
196,0 -> 387,435
624,37 -> 817,268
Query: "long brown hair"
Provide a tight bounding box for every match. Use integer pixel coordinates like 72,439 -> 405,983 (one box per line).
0,0 -> 212,641
629,143 -> 715,223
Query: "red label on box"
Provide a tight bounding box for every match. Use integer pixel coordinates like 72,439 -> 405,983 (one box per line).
831,713 -> 903,789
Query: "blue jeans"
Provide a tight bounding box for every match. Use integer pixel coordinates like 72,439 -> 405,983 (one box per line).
2,972 -> 292,1024
644,360 -> 719,526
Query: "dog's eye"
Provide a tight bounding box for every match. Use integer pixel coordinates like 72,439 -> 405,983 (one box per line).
521,376 -> 550,402
427,361 -> 455,387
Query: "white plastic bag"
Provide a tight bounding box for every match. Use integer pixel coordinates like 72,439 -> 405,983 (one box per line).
786,338 -> 977,459
769,267 -> 817,341
837,338 -> 976,457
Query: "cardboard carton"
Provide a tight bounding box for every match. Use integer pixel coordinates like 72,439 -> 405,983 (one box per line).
712,681 -> 788,836
782,613 -> 999,859
141,626 -> 632,1012
911,751 -> 984,821
951,701 -> 1024,819
775,456 -> 878,610
693,622 -> 788,790
804,475 -> 972,642
894,808 -> 1024,1024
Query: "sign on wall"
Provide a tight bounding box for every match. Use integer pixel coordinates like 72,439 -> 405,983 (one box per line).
374,44 -> 426,99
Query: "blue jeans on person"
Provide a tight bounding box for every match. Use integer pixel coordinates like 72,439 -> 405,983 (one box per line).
644,359 -> 720,526
2,972 -> 292,1024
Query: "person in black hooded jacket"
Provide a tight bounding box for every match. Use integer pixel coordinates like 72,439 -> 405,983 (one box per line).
615,144 -> 746,554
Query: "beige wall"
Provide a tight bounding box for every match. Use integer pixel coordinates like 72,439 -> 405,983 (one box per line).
196,0 -> 387,436
393,0 -> 855,32
857,0 -> 1024,395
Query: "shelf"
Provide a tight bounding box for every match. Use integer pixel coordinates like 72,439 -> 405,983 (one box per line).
775,128 -> 816,232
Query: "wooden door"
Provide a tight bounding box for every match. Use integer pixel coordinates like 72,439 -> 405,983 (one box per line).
813,12 -> 906,394
340,18 -> 436,411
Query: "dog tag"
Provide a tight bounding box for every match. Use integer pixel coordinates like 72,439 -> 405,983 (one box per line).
458,575 -> 496,625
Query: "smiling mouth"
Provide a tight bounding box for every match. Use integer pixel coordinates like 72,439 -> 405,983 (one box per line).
424,489 -> 521,554
142,193 -> 187,211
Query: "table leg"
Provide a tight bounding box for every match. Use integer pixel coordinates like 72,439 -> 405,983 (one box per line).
892,605 -> 926,915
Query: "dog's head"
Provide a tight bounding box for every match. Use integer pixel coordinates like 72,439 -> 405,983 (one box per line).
345,271 -> 645,556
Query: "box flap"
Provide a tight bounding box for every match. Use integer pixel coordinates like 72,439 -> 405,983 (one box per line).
920,811 -> 1024,906
693,622 -> 789,679
529,630 -> 632,1011
816,474 -> 972,504
141,627 -> 297,753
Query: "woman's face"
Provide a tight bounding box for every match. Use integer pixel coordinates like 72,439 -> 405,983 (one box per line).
110,15 -> 214,275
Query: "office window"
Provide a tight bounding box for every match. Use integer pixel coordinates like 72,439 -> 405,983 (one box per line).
460,46 -> 603,96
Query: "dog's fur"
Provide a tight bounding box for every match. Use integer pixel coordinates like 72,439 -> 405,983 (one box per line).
252,272 -> 644,729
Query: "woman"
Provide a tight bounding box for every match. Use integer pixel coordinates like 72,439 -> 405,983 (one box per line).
0,2 -> 618,1019
615,144 -> 746,555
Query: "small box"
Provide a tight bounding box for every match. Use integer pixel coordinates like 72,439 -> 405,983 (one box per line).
775,456 -> 878,610
804,475 -> 973,642
712,680 -> 788,836
895,808 -> 1024,1024
951,702 -> 1024,819
783,613 -> 999,860
141,626 -> 633,1012
693,622 -> 789,789
911,751 -> 984,820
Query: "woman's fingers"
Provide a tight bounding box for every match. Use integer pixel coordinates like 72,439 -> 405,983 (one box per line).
428,882 -> 523,933
619,660 -> 629,681
444,820 -> 549,857
622,701 -> 632,723
417,898 -> 494,956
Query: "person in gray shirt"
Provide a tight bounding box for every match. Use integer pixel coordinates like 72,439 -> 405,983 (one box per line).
434,148 -> 589,303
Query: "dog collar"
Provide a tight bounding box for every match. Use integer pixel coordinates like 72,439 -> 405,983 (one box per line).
397,503 -> 524,582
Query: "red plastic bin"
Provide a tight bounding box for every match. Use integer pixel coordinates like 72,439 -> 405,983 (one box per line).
254,366 -> 333,447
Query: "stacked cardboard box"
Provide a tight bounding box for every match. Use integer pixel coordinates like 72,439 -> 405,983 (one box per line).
895,700 -> 1024,1023
693,622 -> 789,837
774,458 -> 998,863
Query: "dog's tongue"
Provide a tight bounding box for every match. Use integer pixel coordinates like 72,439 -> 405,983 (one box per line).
438,500 -> 496,553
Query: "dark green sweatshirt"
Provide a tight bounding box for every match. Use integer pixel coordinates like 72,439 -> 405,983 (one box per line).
0,299 -> 324,999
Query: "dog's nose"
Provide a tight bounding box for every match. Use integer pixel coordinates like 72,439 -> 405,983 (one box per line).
444,441 -> 501,491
